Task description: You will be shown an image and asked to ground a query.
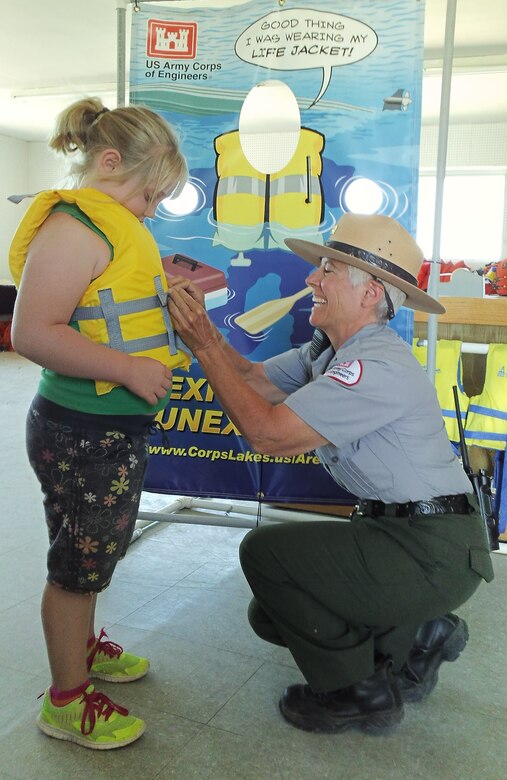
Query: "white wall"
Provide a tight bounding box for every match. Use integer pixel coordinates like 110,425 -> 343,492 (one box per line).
420,121 -> 507,168
0,135 -> 29,281
28,143 -> 69,193
0,137 -> 68,281
420,121 -> 507,258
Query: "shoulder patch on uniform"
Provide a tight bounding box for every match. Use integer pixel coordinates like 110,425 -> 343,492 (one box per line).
325,360 -> 363,386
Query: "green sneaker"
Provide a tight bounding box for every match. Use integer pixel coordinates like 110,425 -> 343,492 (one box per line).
36,685 -> 145,750
88,628 -> 150,683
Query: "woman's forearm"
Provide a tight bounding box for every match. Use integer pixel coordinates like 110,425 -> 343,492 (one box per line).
212,329 -> 286,403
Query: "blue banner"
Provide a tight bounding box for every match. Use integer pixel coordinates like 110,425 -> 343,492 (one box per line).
130,0 -> 424,502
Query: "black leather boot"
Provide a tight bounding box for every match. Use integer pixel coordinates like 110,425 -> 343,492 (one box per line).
279,661 -> 403,734
398,614 -> 469,703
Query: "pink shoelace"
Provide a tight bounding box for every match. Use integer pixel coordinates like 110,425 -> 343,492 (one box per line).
87,627 -> 123,670
79,688 -> 129,735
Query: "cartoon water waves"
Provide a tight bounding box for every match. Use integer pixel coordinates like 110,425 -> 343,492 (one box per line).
139,9 -> 420,359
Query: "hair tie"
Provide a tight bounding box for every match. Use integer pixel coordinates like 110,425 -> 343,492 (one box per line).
92,107 -> 109,122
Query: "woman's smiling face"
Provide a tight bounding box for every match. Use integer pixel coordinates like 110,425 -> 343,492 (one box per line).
306,258 -> 366,330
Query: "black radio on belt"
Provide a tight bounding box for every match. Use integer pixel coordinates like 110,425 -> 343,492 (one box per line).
452,386 -> 499,551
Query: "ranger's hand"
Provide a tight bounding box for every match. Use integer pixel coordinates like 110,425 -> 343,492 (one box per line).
168,284 -> 220,354
166,275 -> 205,308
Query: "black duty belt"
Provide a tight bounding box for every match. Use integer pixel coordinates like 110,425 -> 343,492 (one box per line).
354,493 -> 472,518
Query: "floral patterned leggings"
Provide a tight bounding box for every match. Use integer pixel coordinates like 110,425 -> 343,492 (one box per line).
26,394 -> 153,593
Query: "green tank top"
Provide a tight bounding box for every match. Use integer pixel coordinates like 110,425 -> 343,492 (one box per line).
37,201 -> 170,416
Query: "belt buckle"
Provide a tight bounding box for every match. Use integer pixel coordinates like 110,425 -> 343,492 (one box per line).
354,500 -> 371,517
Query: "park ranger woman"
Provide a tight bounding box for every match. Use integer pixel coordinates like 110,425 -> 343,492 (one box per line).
167,212 -> 494,735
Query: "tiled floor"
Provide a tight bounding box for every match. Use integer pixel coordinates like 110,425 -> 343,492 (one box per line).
1,351 -> 506,779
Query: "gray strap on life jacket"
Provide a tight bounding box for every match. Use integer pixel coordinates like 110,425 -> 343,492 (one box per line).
270,174 -> 321,198
70,275 -> 178,356
216,176 -> 265,197
72,294 -> 160,322
7,193 -> 39,204
97,288 -> 124,351
217,175 -> 321,199
154,275 -> 177,355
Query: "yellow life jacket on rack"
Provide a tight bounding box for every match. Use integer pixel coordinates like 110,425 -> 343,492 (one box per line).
412,339 -> 469,442
9,188 -> 191,396
464,343 -> 507,450
213,127 -> 324,230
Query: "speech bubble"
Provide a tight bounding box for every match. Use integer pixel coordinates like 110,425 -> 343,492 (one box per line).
235,8 -> 377,106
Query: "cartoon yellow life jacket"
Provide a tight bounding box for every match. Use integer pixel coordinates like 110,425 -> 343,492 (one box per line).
465,343 -> 507,450
269,128 -> 324,230
412,339 -> 469,442
9,188 -> 191,396
214,131 -> 266,227
213,127 -> 324,230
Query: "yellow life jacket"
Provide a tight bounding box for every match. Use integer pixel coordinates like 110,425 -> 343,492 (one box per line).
213,127 -> 324,230
214,131 -> 266,227
465,343 -> 507,450
412,339 -> 469,442
9,188 -> 191,396
269,128 -> 324,230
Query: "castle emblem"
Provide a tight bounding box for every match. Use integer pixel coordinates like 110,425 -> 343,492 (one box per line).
147,19 -> 197,59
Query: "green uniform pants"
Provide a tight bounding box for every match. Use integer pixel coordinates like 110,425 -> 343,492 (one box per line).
239,505 -> 493,693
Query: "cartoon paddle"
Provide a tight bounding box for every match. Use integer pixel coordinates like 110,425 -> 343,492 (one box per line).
235,287 -> 312,335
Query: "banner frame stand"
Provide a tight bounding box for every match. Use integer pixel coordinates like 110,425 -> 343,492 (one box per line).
133,498 -> 351,542
425,0 -> 456,382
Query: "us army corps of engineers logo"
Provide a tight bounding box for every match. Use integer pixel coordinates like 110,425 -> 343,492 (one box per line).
325,360 -> 363,386
147,19 -> 198,59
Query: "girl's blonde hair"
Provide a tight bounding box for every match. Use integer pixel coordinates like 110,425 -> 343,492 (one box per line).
49,97 -> 187,208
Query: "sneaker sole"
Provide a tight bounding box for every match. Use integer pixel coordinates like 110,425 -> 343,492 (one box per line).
402,618 -> 469,704
36,715 -> 145,750
90,668 -> 149,683
278,700 -> 404,734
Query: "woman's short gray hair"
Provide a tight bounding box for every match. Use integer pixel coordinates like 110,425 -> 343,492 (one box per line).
347,265 -> 407,322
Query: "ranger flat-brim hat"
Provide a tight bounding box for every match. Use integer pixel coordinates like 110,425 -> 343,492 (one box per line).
285,213 -> 445,315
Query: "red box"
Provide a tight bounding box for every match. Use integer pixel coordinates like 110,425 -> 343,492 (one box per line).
161,253 -> 228,310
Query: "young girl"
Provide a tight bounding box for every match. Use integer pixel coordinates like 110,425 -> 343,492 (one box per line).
9,97 -> 191,749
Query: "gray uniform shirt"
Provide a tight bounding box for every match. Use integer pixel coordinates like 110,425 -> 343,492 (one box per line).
264,324 -> 471,503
